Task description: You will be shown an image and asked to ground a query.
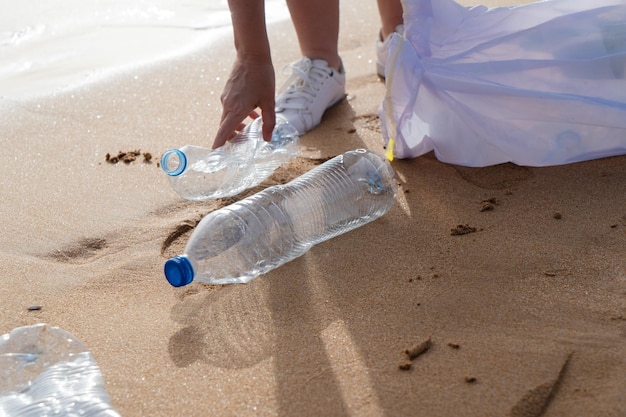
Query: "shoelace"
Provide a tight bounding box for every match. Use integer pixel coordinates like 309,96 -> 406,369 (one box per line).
276,59 -> 333,111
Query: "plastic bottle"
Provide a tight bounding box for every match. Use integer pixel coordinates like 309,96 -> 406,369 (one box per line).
164,149 -> 398,286
0,323 -> 121,417
161,117 -> 299,200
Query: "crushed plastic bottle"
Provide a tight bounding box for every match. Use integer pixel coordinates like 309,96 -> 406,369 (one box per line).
0,323 -> 121,417
161,117 -> 299,201
164,149 -> 398,286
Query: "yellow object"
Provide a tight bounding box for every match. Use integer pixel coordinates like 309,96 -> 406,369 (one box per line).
385,138 -> 395,161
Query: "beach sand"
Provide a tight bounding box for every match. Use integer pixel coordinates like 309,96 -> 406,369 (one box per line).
1,0 -> 625,416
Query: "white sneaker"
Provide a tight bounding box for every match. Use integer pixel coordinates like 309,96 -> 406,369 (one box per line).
275,57 -> 346,135
376,24 -> 404,78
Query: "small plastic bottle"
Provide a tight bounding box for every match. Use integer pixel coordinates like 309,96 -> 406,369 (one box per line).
164,149 -> 398,286
161,117 -> 299,200
0,324 -> 121,417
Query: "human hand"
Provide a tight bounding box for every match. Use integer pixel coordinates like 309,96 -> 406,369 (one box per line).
212,56 -> 276,149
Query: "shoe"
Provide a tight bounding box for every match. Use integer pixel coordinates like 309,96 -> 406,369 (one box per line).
275,57 -> 346,135
376,24 -> 404,78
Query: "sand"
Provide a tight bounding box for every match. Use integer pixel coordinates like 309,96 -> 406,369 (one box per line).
1,0 -> 625,416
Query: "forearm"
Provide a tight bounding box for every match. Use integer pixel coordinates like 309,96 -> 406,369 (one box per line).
228,0 -> 271,62
214,0 -> 275,148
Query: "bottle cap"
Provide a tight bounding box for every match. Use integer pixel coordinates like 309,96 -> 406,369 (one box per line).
161,149 -> 187,176
164,256 -> 195,287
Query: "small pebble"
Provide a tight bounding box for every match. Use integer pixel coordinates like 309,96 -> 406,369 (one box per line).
404,337 -> 432,360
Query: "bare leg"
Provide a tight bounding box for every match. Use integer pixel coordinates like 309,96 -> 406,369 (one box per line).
377,0 -> 404,39
285,0 -> 341,70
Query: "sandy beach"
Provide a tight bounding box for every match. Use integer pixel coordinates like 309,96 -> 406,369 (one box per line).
1,0 -> 625,416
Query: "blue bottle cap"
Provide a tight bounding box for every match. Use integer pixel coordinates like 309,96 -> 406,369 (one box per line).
161,149 -> 187,176
164,256 -> 195,287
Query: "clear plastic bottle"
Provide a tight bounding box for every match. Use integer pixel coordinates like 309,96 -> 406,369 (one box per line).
164,149 -> 398,286
161,117 -> 299,200
0,324 -> 121,417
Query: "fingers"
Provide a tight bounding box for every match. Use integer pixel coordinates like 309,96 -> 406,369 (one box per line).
213,111 -> 242,149
212,57 -> 276,148
246,103 -> 276,143
260,104 -> 276,143
213,107 -> 276,149
212,110 -> 269,149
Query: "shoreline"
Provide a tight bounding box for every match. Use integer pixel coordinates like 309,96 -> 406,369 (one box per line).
0,0 -> 292,102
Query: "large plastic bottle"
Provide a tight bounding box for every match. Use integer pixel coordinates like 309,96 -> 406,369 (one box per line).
164,149 -> 398,286
161,117 -> 299,200
0,324 -> 121,417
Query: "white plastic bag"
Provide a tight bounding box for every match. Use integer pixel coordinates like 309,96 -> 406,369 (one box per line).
380,0 -> 626,166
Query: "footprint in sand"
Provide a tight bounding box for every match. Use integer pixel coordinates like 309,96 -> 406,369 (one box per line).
45,237 -> 108,263
44,156 -> 330,265
160,219 -> 201,258
44,169 -> 347,267
455,163 -> 534,190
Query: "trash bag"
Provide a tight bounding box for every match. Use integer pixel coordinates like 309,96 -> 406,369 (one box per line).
380,0 -> 626,166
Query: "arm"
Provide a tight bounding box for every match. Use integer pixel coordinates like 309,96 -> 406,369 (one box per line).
212,0 -> 276,149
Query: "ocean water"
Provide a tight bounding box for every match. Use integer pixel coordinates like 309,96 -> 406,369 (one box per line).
0,0 -> 289,100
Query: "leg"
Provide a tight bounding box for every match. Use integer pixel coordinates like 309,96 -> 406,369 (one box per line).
375,0 -> 404,77
285,0 -> 341,70
377,0 -> 404,39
